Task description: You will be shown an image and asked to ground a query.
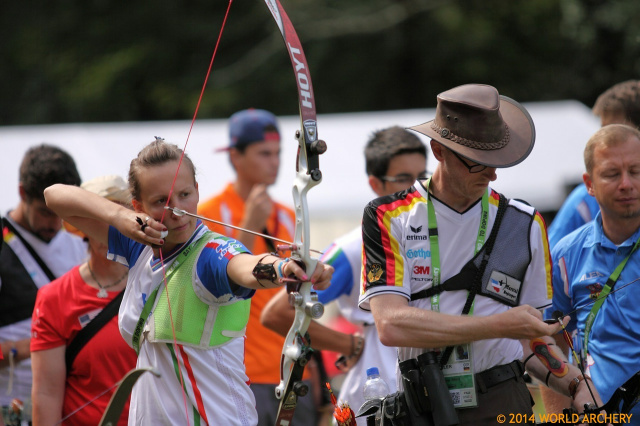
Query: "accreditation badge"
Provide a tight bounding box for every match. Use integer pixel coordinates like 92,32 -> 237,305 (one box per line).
442,343 -> 478,408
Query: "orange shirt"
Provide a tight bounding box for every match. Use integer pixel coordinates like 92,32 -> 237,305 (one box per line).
198,183 -> 302,384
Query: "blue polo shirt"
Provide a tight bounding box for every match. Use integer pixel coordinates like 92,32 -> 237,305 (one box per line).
547,212 -> 640,421
547,184 -> 600,249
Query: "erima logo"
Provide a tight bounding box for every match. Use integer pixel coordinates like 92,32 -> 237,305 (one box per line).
407,224 -> 428,240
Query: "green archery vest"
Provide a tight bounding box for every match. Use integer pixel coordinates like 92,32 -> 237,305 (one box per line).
148,231 -> 251,349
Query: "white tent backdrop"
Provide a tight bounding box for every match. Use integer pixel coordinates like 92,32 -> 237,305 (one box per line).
0,101 -> 599,249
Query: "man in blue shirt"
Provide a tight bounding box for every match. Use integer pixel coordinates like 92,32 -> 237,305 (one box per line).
545,124 -> 640,423
548,80 -> 640,248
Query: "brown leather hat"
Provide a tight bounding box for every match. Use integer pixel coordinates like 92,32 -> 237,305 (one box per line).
409,84 -> 535,168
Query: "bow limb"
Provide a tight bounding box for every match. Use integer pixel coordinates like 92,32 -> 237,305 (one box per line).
98,368 -> 160,426
261,0 -> 327,422
54,367 -> 160,425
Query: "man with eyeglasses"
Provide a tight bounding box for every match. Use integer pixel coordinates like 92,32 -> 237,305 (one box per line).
357,85 -> 594,425
262,126 -> 427,424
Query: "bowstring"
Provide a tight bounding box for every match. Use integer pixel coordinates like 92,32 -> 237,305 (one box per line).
157,1 -> 234,423
56,382 -> 119,424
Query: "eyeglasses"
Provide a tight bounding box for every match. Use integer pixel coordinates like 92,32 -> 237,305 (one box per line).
450,150 -> 488,173
379,172 -> 429,185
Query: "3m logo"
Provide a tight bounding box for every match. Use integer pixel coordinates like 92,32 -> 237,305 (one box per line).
413,265 -> 430,275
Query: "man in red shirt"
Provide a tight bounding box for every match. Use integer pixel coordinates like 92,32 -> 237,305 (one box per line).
198,109 -> 317,425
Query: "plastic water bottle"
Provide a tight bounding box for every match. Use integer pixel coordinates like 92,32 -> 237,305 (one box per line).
363,367 -> 390,401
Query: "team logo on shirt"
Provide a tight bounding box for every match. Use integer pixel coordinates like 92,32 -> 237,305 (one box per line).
485,270 -> 521,304
407,224 -> 428,240
211,239 -> 244,260
413,265 -> 430,275
78,308 -> 101,328
411,264 -> 432,282
586,283 -> 603,300
579,271 -> 605,282
406,249 -> 431,259
367,263 -> 384,283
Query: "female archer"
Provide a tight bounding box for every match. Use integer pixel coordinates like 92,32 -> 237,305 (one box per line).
44,139 -> 333,425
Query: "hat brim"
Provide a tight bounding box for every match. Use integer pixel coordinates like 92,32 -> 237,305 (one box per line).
409,96 -> 535,168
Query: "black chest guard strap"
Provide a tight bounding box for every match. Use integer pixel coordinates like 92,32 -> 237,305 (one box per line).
410,194 -> 507,303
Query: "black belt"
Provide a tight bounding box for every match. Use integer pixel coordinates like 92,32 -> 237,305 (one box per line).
475,360 -> 525,394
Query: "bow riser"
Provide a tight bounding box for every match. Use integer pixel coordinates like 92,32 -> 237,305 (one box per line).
261,1 -> 327,420
274,130 -> 324,400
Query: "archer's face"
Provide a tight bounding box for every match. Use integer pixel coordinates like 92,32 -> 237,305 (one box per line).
441,147 -> 497,201
134,160 -> 199,249
233,140 -> 281,186
22,197 -> 62,242
585,136 -> 640,222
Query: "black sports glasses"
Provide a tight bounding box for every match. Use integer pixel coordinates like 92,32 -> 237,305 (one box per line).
450,150 -> 488,173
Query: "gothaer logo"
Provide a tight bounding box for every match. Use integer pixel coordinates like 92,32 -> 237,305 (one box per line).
367,263 -> 384,283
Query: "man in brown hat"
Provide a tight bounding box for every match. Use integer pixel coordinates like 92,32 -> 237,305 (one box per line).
358,84 -> 599,424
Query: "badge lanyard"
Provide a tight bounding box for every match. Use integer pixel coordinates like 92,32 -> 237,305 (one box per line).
425,178 -> 489,314
582,234 -> 640,358
424,178 -> 488,409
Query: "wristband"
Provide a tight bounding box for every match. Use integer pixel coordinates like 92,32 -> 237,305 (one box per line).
568,374 -> 591,399
278,258 -> 289,279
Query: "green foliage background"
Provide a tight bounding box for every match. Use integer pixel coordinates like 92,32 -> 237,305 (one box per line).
2,0 -> 639,125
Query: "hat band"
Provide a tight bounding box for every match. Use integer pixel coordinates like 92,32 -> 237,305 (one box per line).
430,122 -> 510,150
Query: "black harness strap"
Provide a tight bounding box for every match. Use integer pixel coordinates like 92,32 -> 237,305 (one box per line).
426,194 -> 508,368
410,194 -> 508,303
65,290 -> 125,373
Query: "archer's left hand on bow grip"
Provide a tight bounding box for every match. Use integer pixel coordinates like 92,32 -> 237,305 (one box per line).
282,259 -> 333,291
